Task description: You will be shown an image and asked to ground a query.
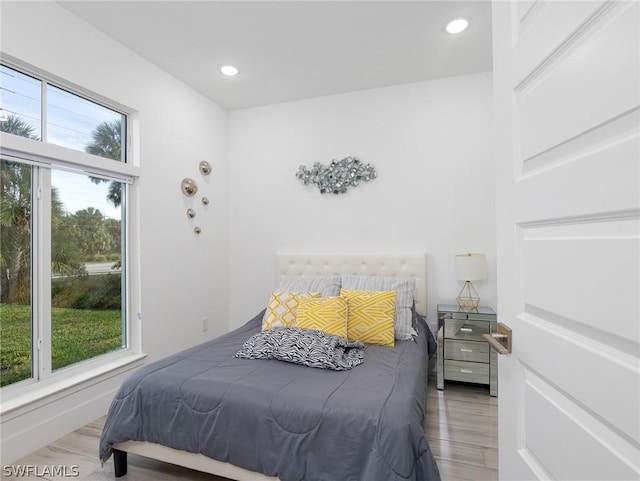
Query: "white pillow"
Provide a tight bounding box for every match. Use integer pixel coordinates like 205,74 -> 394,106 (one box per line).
274,276 -> 341,297
341,275 -> 416,340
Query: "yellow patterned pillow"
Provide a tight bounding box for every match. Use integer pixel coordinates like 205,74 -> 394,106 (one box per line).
340,289 -> 396,346
295,296 -> 348,338
262,292 -> 321,330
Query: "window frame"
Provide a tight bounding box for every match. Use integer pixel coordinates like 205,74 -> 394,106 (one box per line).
0,61 -> 142,406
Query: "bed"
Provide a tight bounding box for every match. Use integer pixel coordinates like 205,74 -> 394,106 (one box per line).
99,253 -> 440,480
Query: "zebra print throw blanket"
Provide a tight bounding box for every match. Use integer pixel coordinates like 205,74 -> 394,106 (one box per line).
235,327 -> 365,370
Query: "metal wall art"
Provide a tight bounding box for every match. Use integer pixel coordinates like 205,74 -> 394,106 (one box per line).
181,178 -> 198,196
296,156 -> 377,194
184,161 -> 213,235
199,161 -> 212,176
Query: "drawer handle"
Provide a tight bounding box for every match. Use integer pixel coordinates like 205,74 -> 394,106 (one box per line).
460,369 -> 473,374
460,327 -> 473,332
460,348 -> 473,352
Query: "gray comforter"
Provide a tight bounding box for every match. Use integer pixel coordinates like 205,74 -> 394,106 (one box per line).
99,311 -> 441,481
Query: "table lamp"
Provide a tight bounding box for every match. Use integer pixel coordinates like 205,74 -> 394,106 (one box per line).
455,253 -> 487,310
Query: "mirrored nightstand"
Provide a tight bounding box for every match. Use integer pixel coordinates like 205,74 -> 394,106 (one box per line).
436,304 -> 498,396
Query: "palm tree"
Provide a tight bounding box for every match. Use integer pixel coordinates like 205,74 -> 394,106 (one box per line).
0,115 -> 83,303
0,161 -> 32,303
71,207 -> 112,256
0,116 -> 38,302
86,119 -> 123,207
0,115 -> 40,139
51,197 -> 84,277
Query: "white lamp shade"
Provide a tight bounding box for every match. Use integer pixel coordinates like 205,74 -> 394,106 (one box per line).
455,253 -> 487,281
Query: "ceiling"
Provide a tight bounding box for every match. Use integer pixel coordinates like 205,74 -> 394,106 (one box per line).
58,1 -> 493,111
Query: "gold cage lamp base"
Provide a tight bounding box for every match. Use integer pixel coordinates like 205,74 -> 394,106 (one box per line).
457,280 -> 480,310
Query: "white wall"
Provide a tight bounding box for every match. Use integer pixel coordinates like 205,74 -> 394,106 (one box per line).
0,1 -> 229,463
228,73 -> 496,329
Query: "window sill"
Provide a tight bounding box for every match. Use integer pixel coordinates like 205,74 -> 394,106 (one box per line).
0,352 -> 147,421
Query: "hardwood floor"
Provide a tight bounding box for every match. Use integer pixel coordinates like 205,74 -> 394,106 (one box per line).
4,379 -> 498,481
425,378 -> 499,481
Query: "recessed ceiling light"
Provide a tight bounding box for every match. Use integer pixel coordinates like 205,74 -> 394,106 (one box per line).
445,17 -> 471,34
220,65 -> 239,76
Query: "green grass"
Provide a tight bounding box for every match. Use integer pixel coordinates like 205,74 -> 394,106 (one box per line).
0,303 -> 123,387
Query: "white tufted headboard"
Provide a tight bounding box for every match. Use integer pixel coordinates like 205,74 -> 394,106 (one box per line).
275,253 -> 427,316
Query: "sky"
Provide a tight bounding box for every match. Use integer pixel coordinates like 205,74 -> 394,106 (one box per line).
52,170 -> 121,219
1,64 -> 123,219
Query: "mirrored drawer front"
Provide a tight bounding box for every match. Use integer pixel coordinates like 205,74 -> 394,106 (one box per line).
444,360 -> 490,384
444,320 -> 490,341
445,339 -> 489,363
467,313 -> 496,321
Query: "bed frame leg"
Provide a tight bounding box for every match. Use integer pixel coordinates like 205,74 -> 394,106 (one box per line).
113,449 -> 127,477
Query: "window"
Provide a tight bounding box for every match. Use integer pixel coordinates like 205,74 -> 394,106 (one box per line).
0,65 -> 41,139
47,84 -> 125,161
0,64 -> 126,161
0,63 -> 135,390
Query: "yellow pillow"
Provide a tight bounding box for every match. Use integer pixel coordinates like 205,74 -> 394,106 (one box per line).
295,296 -> 348,338
340,289 -> 396,346
262,291 -> 321,330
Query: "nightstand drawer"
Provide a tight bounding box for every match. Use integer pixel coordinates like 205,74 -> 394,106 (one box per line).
445,339 -> 489,363
444,320 -> 490,341
467,313 -> 496,321
444,360 -> 490,384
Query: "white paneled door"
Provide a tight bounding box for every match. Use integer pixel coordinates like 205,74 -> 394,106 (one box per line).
493,1 -> 639,480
